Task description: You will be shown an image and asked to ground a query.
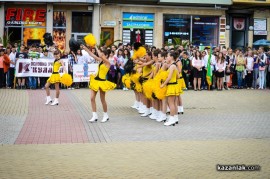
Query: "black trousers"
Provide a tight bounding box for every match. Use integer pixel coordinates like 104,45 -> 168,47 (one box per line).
0,68 -> 6,88
246,71 -> 253,88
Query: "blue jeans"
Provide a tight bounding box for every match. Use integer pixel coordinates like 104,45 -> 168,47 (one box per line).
237,71 -> 243,87
28,76 -> 37,89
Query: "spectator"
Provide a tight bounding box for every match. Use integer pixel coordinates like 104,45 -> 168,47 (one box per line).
215,52 -> 226,91
0,49 -> 10,88
258,47 -> 267,90
258,46 -> 268,89
246,50 -> 254,89
116,49 -> 124,89
235,50 -> 246,89
15,45 -> 28,89
7,46 -> 16,88
107,50 -> 117,83
181,51 -> 191,90
28,45 -> 40,89
192,50 -> 204,91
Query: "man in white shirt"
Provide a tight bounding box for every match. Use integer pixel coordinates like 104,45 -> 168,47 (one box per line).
7,46 -> 16,88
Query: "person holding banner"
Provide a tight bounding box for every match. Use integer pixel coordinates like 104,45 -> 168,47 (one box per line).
45,50 -> 67,106
82,45 -> 116,123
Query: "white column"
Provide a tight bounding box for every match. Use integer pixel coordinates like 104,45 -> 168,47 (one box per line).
46,3 -> 53,34
0,3 -> 5,40
93,4 -> 100,45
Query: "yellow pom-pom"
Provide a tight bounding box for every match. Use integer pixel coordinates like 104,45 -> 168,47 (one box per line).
132,46 -> 146,60
142,79 -> 154,99
122,74 -> 131,89
84,33 -> 96,47
61,73 -> 73,87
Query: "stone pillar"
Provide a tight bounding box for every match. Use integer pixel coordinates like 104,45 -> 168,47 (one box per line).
66,10 -> 72,51
0,3 -> 5,41
267,17 -> 270,39
225,29 -> 230,48
93,4 -> 100,45
248,30 -> 253,47
46,3 -> 53,34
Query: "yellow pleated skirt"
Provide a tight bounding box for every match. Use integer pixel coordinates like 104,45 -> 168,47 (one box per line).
89,75 -> 116,92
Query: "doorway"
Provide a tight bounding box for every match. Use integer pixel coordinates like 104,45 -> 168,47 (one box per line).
101,27 -> 114,47
230,17 -> 248,50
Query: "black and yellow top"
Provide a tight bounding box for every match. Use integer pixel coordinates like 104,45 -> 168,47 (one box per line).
89,62 -> 116,92
47,59 -> 61,84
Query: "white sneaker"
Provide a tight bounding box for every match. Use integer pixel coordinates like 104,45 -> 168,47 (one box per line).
156,112 -> 167,122
101,113 -> 109,123
131,101 -> 138,109
164,116 -> 176,126
149,109 -> 157,120
50,98 -> 59,106
141,108 -> 151,117
138,105 -> 146,114
89,112 -> 98,122
45,96 -> 52,105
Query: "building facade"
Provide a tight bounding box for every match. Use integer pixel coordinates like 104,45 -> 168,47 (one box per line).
0,0 -> 100,51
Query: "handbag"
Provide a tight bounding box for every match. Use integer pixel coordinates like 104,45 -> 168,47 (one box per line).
259,66 -> 265,71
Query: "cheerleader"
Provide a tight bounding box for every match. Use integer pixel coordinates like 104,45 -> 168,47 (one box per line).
82,46 -> 116,123
148,49 -> 161,120
154,51 -> 169,122
161,51 -> 180,126
45,50 -> 67,105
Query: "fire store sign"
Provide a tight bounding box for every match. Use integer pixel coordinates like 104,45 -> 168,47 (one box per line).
5,8 -> 46,26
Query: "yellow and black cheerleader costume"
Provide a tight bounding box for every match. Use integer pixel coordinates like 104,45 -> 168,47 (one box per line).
166,65 -> 181,96
47,59 -> 62,84
89,62 -> 116,92
152,63 -> 168,100
142,65 -> 153,99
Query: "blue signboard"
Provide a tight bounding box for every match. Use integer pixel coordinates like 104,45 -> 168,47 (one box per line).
123,13 -> 154,22
122,21 -> 154,29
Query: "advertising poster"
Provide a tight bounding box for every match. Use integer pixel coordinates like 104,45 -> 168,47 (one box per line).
73,64 -> 98,82
53,28 -> 66,52
23,28 -> 46,46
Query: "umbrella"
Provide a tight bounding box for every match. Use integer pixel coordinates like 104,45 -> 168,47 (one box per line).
253,39 -> 270,46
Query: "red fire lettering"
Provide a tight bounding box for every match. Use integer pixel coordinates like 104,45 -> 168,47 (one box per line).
22,8 -> 34,21
6,8 -> 16,21
35,9 -> 46,22
16,8 -> 22,21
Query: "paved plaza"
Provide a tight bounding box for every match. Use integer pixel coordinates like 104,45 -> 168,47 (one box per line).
0,88 -> 269,178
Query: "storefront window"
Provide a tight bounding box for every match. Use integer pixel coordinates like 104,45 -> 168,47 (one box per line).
122,13 -> 154,46
53,11 -> 67,52
163,14 -> 219,47
192,16 -> 219,46
163,14 -> 190,45
72,12 -> 92,33
5,6 -> 46,46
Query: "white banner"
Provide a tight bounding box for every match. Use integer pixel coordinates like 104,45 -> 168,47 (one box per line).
73,64 -> 98,82
15,58 -> 69,77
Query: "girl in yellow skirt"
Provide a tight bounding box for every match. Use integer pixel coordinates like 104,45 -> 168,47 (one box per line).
148,49 -> 161,120
45,50 -> 67,106
153,51 -> 169,122
161,51 -> 180,126
137,52 -> 154,117
82,46 -> 116,123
